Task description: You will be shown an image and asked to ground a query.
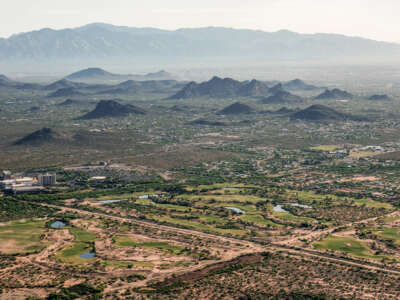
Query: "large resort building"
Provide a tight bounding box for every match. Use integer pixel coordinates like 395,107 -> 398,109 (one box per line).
0,171 -> 56,194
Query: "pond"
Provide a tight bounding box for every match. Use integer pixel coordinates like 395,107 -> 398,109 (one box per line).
79,251 -> 95,259
100,194 -> 160,204
224,207 -> 246,214
273,205 -> 288,213
138,194 -> 159,199
50,221 -> 66,229
291,203 -> 312,209
100,199 -> 125,204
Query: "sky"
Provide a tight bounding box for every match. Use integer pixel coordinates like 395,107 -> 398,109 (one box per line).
1,0 -> 400,43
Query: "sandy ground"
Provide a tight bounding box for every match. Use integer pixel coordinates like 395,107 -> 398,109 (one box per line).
4,202 -> 399,299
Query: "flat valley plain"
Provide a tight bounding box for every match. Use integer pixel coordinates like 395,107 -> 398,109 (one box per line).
1,66 -> 400,299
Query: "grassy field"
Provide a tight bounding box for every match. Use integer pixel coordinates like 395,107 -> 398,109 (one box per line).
58,242 -> 94,264
314,235 -> 394,261
57,227 -> 97,263
114,235 -> 185,255
285,190 -> 392,209
87,191 -> 159,202
273,211 -> 315,224
314,236 -> 373,258
179,194 -> 266,205
69,227 -> 97,242
103,260 -> 154,268
350,151 -> 377,158
0,219 -> 47,254
372,227 -> 400,245
240,214 -> 281,228
150,215 -> 246,236
311,145 -> 344,151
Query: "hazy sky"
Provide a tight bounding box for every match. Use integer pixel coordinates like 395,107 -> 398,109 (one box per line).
1,0 -> 399,43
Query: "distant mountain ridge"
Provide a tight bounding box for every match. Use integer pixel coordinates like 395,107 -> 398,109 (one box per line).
66,68 -> 115,80
1,23 -> 399,63
315,89 -> 353,100
261,90 -> 302,104
170,76 -> 277,99
65,67 -> 175,81
169,76 -> 319,99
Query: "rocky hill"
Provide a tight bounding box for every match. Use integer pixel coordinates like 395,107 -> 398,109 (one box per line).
78,100 -> 146,119
143,70 -> 175,80
57,99 -> 84,106
368,94 -> 391,101
99,80 -> 181,95
188,119 -> 227,126
291,104 -> 352,121
44,79 -> 89,91
0,74 -> 10,82
48,87 -> 84,98
283,79 -> 319,91
237,80 -> 271,97
66,68 -> 116,80
315,89 -> 353,100
170,77 -> 274,99
170,77 -> 242,99
261,90 -> 302,104
217,102 -> 254,115
14,128 -> 60,146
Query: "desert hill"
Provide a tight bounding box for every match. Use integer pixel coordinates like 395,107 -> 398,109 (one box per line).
78,100 -> 146,119
291,104 -> 353,122
283,79 -> 319,91
261,90 -> 302,104
14,128 -> 60,146
368,94 -> 391,101
217,102 -> 254,115
315,89 -> 353,100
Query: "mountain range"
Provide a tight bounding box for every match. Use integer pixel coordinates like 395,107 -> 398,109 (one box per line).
169,77 -> 316,99
1,23 -> 399,64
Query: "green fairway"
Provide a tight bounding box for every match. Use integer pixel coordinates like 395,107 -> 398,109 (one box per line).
58,226 -> 97,264
179,194 -> 266,205
314,236 -> 373,258
314,235 -> 395,261
274,211 -> 315,223
311,145 -> 344,151
373,227 -> 400,245
352,199 -> 392,209
69,227 -> 97,242
310,145 -> 343,152
0,219 -> 47,254
148,215 -> 246,236
240,214 -> 281,228
59,242 -> 94,263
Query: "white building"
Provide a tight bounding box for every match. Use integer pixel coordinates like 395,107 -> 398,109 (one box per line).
38,173 -> 56,186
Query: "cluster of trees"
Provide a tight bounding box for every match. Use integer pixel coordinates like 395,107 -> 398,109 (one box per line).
46,283 -> 103,300
0,198 -> 58,222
